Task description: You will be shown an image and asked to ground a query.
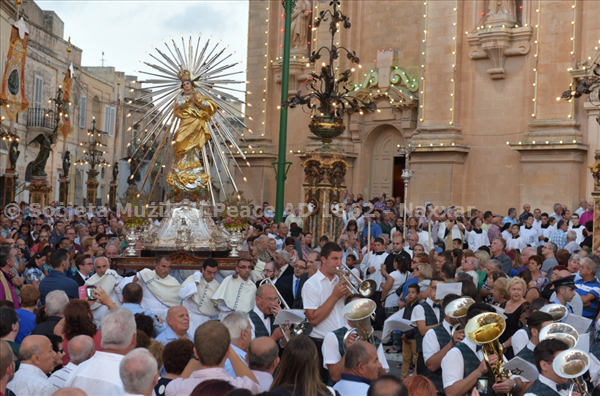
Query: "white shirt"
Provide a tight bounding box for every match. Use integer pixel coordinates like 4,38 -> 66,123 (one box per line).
250,305 -> 272,339
403,246 -> 413,258
423,320 -> 452,362
333,376 -> 371,396
569,225 -> 585,245
302,270 -> 346,339
7,363 -> 56,396
49,362 -> 77,389
511,327 -> 529,355
410,298 -> 442,326
385,271 -> 408,308
441,338 -> 485,389
65,351 -> 125,396
322,325 -> 390,371
524,374 -> 570,396
251,370 -> 274,392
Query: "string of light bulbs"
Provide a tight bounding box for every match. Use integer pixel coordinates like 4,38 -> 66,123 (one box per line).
261,4 -> 270,137
568,0 -> 577,119
450,2 -> 458,125
419,1 -> 428,123
532,0 -> 541,118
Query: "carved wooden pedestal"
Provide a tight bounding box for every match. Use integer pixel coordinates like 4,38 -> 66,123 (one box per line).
0,170 -> 17,207
112,251 -> 248,271
302,150 -> 348,244
590,150 -> 600,251
86,169 -> 99,207
109,182 -> 117,209
28,176 -> 52,207
58,176 -> 70,205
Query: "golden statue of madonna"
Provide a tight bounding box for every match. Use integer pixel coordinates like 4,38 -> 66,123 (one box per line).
167,69 -> 218,193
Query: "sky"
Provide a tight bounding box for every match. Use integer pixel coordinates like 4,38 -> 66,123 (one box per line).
38,1 -> 250,86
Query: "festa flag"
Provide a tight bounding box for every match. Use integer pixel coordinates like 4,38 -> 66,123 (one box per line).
0,18 -> 30,121
60,63 -> 74,140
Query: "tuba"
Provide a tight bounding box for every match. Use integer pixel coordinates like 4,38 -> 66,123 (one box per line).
538,323 -> 579,349
553,349 -> 592,396
465,312 -> 510,396
341,298 -> 376,353
540,303 -> 569,322
444,297 -> 475,337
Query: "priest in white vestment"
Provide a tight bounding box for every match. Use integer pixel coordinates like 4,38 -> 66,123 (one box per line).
212,258 -> 257,318
179,259 -> 221,335
86,256 -> 123,325
360,238 -> 389,292
117,256 -> 182,322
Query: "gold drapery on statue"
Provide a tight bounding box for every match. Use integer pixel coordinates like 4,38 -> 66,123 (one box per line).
167,89 -> 217,193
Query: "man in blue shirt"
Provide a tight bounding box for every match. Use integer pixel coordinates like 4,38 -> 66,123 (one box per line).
121,283 -> 165,336
39,249 -> 78,305
502,208 -> 518,226
361,214 -> 382,245
574,258 -> 600,319
221,311 -> 252,377
155,306 -> 193,346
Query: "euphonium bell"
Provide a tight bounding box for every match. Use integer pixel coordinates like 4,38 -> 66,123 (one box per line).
444,297 -> 475,336
341,298 -> 376,353
553,349 -> 591,396
540,303 -> 569,322
465,312 -> 510,396
538,323 -> 579,349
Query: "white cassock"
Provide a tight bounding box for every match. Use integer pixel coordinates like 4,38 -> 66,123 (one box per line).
251,259 -> 267,283
467,229 -> 490,251
117,269 -> 182,322
179,273 -> 220,335
506,235 -> 527,252
211,275 -> 257,317
86,269 -> 123,325
403,246 -> 413,258
520,225 -> 539,247
418,230 -> 431,253
360,251 -> 388,292
539,225 -> 556,242
533,218 -> 542,231
569,225 -> 585,245
438,222 -> 465,246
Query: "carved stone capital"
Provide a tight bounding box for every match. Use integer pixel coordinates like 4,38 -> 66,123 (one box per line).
468,26 -> 533,80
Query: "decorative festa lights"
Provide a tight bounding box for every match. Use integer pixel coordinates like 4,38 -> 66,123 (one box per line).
0,116 -> 19,142
531,0 -> 542,118
74,118 -> 110,168
450,2 -> 458,125
419,1 -> 428,123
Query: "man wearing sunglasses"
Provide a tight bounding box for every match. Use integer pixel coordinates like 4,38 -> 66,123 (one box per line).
212,258 -> 257,320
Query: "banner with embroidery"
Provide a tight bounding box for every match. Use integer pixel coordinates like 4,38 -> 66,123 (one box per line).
0,19 -> 29,121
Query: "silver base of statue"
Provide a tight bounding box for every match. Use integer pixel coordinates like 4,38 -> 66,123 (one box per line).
144,199 -> 230,251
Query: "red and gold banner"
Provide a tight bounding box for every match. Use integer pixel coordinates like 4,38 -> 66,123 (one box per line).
61,64 -> 73,140
0,19 -> 29,121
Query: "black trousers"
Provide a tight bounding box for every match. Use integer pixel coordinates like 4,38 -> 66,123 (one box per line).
310,336 -> 331,384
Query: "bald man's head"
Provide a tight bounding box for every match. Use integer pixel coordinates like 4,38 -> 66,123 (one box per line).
367,375 -> 408,396
247,336 -> 279,373
68,335 -> 96,365
52,388 -> 88,396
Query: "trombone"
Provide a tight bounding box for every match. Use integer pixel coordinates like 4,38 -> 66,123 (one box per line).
258,277 -> 313,342
335,263 -> 377,298
444,297 -> 475,337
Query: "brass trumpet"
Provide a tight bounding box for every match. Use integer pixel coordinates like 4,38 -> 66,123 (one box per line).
444,297 -> 475,337
336,263 -> 377,298
258,277 -> 313,342
465,312 -> 510,396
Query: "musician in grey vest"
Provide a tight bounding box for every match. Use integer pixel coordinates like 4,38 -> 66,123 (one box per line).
515,311 -> 554,365
423,293 -> 464,394
441,303 -> 524,396
524,339 -> 571,396
411,277 -> 444,375
248,284 -> 286,342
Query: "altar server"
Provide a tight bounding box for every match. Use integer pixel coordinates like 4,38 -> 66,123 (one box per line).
179,258 -> 221,335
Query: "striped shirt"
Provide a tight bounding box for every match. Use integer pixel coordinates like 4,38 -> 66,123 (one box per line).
575,277 -> 600,319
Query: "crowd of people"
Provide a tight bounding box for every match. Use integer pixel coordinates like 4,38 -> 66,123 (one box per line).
0,195 -> 598,396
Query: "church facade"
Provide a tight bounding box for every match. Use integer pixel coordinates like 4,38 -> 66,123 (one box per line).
241,0 -> 600,214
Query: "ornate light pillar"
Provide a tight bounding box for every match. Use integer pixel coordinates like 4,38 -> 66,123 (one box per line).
590,150 -> 600,251
86,169 -> 99,207
302,151 -> 348,243
29,177 -> 52,206
58,176 -> 69,205
0,169 -> 17,207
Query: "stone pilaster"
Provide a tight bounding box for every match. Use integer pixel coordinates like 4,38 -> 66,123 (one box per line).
590,150 -> 600,251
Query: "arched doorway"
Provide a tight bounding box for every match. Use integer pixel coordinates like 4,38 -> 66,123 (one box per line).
367,125 -> 406,200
